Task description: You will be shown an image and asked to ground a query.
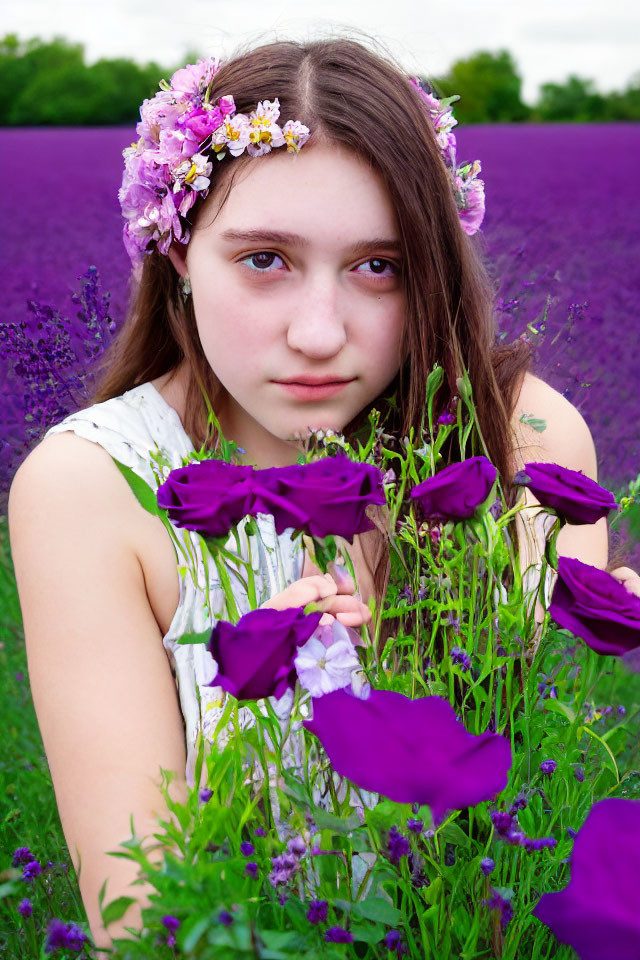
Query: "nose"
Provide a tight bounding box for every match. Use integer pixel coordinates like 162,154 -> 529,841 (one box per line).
285,269 -> 348,358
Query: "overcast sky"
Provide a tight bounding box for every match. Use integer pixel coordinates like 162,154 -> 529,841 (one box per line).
5,0 -> 639,105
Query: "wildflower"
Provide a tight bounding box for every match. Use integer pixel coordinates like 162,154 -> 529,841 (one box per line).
245,862 -> 258,879
508,792 -> 529,815
484,890 -> 513,930
617,705 -> 627,716
540,759 -> 557,777
480,857 -> 495,876
286,835 -> 306,857
387,826 -> 410,865
44,918 -> 88,954
253,827 -> 267,837
17,897 -> 33,917
268,852 -> 299,887
384,929 -> 408,954
567,827 -> 578,839
574,765 -> 585,782
522,836 -> 557,853
324,926 -> 354,943
278,893 -> 287,905
306,899 -> 328,924
407,817 -> 424,834
304,689 -> 511,820
450,646 -> 471,671
23,860 -> 42,883
445,611 -> 461,632
218,910 -> 234,926
294,620 -> 361,698
534,798 -> 640,960
162,915 -> 180,933
240,841 -> 255,856
12,847 -> 35,867
198,787 -> 213,803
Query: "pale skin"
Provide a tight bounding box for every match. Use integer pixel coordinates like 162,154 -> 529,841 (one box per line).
8,140 -> 639,952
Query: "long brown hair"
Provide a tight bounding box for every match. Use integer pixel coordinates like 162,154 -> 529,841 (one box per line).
88,36 -> 624,651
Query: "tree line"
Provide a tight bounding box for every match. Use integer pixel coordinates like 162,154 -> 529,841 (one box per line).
1,34 -> 639,125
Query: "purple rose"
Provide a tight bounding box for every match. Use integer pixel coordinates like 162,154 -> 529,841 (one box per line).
157,460 -> 256,538
533,798 -> 640,960
251,454 -> 387,540
304,689 -> 511,821
550,556 -> 640,656
207,607 -> 323,701
410,456 -> 497,522
515,462 -> 619,525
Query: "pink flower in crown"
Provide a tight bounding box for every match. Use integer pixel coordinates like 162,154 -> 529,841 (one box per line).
247,99 -> 286,157
282,119 -> 311,153
171,152 -> 213,195
211,114 -> 251,157
169,57 -> 222,97
455,161 -> 486,235
138,92 -> 190,146
175,97 -> 236,148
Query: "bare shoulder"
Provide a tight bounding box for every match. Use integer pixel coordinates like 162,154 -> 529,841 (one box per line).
510,372 -> 599,482
9,431 -> 144,553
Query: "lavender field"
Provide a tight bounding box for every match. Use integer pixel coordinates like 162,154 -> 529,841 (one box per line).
1,124 -> 639,556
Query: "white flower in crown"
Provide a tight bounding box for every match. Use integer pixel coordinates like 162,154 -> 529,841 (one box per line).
247,98 -> 286,157
171,152 -> 213,194
282,119 -> 311,153
210,114 -> 252,158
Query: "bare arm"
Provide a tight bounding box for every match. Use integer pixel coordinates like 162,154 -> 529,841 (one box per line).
8,433 -> 189,952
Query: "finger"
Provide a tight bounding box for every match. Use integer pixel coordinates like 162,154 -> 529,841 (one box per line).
327,562 -> 356,595
335,610 -> 370,627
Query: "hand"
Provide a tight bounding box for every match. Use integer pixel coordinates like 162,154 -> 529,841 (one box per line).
609,566 -> 640,599
260,567 -> 372,629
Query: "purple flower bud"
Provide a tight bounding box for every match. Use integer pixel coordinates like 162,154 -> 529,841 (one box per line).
540,759 -> 557,777
286,835 -> 306,857
480,857 -> 495,876
387,826 -> 411,865
450,646 -> 471,671
407,818 -> 424,834
162,915 -> 180,933
198,788 -> 213,803
240,841 -> 255,856
166,933 -> 176,948
383,929 -> 408,954
12,847 -> 34,867
253,827 -> 267,837
218,910 -> 234,926
325,926 -> 354,943
17,897 -> 33,917
484,890 -> 513,930
617,705 -> 627,717
573,765 -> 585,782
306,899 -> 328,925
22,860 -> 42,882
278,893 -> 287,905
567,827 -> 578,839
245,862 -> 258,879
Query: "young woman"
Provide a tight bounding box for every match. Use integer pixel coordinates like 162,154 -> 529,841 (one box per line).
8,36 -> 638,951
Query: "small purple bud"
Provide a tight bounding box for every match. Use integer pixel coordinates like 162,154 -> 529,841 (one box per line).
306,899 -> 328,925
162,915 -> 180,933
12,847 -> 34,867
573,765 -> 585,783
198,788 -> 213,803
218,910 -> 234,926
166,933 -> 176,948
480,857 -> 495,876
617,705 -> 627,717
22,860 -> 42,882
407,818 -> 424,834
240,841 -> 255,856
286,835 -> 306,857
245,861 -> 258,879
540,759 -> 557,777
253,827 -> 267,837
17,897 -> 33,917
567,827 -> 578,839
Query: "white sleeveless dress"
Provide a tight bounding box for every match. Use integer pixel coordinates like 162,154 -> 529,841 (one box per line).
42,381 -> 309,794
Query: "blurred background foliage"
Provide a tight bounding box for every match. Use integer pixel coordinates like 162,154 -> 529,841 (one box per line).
1,33 -> 639,126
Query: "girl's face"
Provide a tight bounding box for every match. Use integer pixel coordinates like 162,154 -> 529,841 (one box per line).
168,140 -> 406,468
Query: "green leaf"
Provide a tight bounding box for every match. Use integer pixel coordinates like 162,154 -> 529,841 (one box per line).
176,629 -> 214,646
543,700 -> 576,724
182,917 -> 211,951
101,895 -> 137,927
352,897 -> 401,925
350,922 -> 385,944
581,725 -> 619,782
519,413 -> 547,433
312,808 -> 362,834
111,457 -> 159,516
0,882 -> 18,901
439,822 -> 471,849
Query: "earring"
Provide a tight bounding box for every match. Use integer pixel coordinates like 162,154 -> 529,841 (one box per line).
179,274 -> 192,302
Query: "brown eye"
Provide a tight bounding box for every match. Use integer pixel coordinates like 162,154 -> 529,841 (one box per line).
240,251 -> 285,272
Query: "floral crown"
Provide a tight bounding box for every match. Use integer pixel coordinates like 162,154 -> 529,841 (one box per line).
118,57 -> 485,275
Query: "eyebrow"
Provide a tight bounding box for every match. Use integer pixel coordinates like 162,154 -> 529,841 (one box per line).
218,228 -> 402,257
